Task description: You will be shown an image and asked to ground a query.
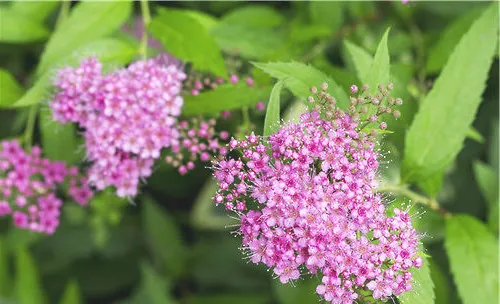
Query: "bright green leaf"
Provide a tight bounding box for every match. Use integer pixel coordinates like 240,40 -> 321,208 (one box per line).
343,40 -> 373,82
183,83 -> 271,116
473,161 -> 498,205
0,69 -> 24,107
39,108 -> 81,164
149,8 -> 227,77
466,126 -> 485,143
364,28 -> 391,93
264,81 -> 283,136
253,61 -> 349,109
398,253 -> 435,304
143,197 -> 186,277
10,1 -> 59,22
220,5 -> 284,28
12,38 -> 136,108
36,0 -> 132,76
15,247 -> 45,304
59,280 -> 81,304
183,10 -> 218,30
0,7 -> 50,43
402,5 -> 498,182
429,259 -> 451,304
417,171 -> 445,198
445,214 -> 499,304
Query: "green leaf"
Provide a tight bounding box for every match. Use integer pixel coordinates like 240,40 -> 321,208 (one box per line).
220,5 -> 284,28
445,214 -> 499,304
39,108 -> 81,164
11,38 -> 136,108
426,7 -> 484,74
15,247 -> 45,304
429,259 -> 451,304
0,237 -> 11,298
10,1 -> 59,22
264,81 -> 284,136
473,161 -> 498,205
183,83 -> 271,116
466,126 -> 485,143
142,197 -> 186,277
343,40 -> 373,82
364,28 -> 391,93
149,8 -> 227,77
402,5 -> 498,182
189,294 -> 270,304
309,2 -> 344,32
0,7 -> 50,43
253,61 -> 349,109
130,262 -> 174,304
183,10 -> 218,30
36,0 -> 132,76
59,280 -> 81,304
273,278 -> 318,304
0,69 -> 24,107
417,171 -> 445,198
398,254 -> 435,304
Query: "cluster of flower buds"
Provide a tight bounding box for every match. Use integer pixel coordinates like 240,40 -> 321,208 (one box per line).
0,140 -> 92,234
50,55 -> 186,197
166,118 -> 230,175
212,83 -> 420,303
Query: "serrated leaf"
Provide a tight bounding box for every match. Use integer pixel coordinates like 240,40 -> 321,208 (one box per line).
343,40 -> 373,81
445,214 -> 499,304
398,254 -> 435,304
264,81 -> 283,136
15,247 -> 45,304
253,61 -> 349,109
36,0 -> 132,76
59,280 -> 81,304
39,108 -> 81,164
0,7 -> 50,43
364,28 -> 391,93
10,1 -> 59,22
426,7 -> 484,74
150,8 -> 227,77
183,83 -> 271,116
0,69 -> 24,107
143,197 -> 186,277
402,5 -> 499,182
11,38 -> 136,108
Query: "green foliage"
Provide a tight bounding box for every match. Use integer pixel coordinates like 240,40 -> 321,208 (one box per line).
253,61 -> 349,109
364,28 -> 391,94
0,237 -> 11,298
15,247 -> 45,304
130,262 -> 174,304
445,215 -> 499,304
473,161 -> 499,232
343,40 -> 373,81
0,7 -> 50,43
402,5 -> 498,182
273,279 -> 318,304
149,8 -> 227,77
10,1 -> 59,22
0,69 -> 24,107
183,83 -> 271,116
398,253 -> 435,304
309,2 -> 344,32
263,81 -> 283,136
142,197 -> 187,277
59,280 -> 81,304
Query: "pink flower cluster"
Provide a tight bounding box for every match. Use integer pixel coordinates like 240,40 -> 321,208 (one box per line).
213,109 -> 421,302
166,118 -> 229,175
0,140 -> 92,234
50,56 -> 186,197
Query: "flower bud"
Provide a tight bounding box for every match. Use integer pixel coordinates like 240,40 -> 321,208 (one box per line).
350,85 -> 358,94
395,98 -> 403,106
310,86 -> 318,94
321,82 -> 328,91
393,110 -> 401,118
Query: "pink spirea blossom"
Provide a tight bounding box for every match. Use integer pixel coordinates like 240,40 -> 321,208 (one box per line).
213,110 -> 421,303
0,140 -> 92,234
50,56 -> 186,197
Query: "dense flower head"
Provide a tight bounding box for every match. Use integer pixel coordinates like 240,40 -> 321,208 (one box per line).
0,140 -> 92,234
166,118 -> 229,175
50,55 -> 186,197
213,84 -> 420,303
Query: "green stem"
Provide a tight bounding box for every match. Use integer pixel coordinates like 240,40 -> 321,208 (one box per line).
55,0 -> 71,28
378,183 -> 450,217
139,0 -> 151,59
23,105 -> 38,151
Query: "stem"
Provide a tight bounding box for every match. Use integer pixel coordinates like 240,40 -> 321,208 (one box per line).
139,0 -> 151,59
378,183 -> 450,217
23,105 -> 38,151
55,0 -> 71,28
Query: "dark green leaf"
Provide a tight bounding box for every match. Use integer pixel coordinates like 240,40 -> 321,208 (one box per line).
445,214 -> 499,304
398,254 -> 435,304
150,8 -> 227,77
473,161 -> 498,205
183,83 -> 271,116
142,197 -> 186,277
0,69 -> 24,107
309,2 -> 343,32
402,5 -> 498,182
36,0 -> 132,76
59,280 -> 81,304
15,247 -> 45,304
253,61 -> 349,109
130,262 -> 174,304
417,171 -> 445,198
264,81 -> 283,136
273,278 -> 318,304
429,259 -> 451,304
0,7 -> 50,43
0,237 -> 10,298
466,127 -> 485,143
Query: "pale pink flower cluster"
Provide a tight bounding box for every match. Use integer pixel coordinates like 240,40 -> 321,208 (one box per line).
50,56 -> 186,197
213,108 -> 421,303
0,140 -> 92,234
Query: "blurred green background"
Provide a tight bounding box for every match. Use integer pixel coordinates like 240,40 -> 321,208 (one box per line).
0,1 -> 498,304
